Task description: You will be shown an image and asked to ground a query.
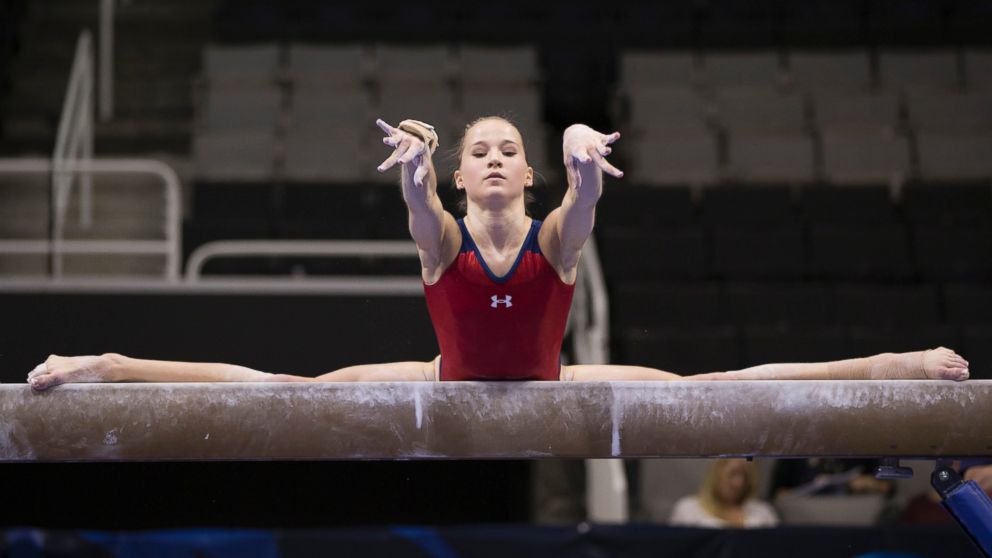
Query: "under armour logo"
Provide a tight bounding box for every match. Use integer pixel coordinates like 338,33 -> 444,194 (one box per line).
491,295 -> 512,308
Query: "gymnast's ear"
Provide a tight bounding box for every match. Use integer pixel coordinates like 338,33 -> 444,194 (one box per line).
454,169 -> 464,190
525,166 -> 533,187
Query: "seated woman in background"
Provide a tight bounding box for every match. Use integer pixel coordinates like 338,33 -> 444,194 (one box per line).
669,458 -> 779,528
26,116 -> 971,389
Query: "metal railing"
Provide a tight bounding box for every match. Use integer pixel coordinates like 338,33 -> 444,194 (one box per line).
0,157 -> 183,280
54,30 -> 95,247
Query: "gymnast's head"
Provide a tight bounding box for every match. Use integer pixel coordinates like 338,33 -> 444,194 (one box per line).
452,116 -> 535,215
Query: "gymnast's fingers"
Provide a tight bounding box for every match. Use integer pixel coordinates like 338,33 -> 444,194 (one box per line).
375,118 -> 396,136
602,131 -> 621,145
397,140 -> 425,164
413,160 -> 429,188
378,141 -> 411,172
590,147 -> 624,178
570,147 -> 592,164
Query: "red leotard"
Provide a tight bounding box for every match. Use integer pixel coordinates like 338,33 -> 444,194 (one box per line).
423,218 -> 575,381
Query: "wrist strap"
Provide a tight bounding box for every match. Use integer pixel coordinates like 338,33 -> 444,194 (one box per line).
398,119 -> 439,154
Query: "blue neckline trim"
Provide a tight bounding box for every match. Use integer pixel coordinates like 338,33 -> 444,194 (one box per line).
458,219 -> 541,284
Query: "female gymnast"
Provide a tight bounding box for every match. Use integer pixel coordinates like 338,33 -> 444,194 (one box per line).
27,116 -> 970,390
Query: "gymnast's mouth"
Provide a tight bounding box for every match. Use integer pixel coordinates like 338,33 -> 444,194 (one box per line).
485,172 -> 505,180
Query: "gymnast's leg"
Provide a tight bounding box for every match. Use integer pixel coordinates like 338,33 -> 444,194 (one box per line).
27,353 -> 437,390
562,347 -> 969,382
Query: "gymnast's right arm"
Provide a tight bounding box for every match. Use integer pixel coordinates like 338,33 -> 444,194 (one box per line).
26,353 -> 309,391
375,118 -> 460,284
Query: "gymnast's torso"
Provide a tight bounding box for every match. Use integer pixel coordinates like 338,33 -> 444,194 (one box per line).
424,218 -> 575,381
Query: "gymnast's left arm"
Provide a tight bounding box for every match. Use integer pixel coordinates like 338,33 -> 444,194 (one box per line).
541,124 -> 623,281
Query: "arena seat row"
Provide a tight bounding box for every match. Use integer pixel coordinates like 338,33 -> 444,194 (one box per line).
192,43 -> 548,183
618,49 -> 992,92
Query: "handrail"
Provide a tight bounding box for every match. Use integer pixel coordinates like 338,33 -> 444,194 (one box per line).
0,157 -> 183,280
185,240 -> 419,281
53,30 -> 95,276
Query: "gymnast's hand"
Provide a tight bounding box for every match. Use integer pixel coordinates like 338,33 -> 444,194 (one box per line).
562,124 -> 623,189
27,354 -> 115,391
376,118 -> 432,188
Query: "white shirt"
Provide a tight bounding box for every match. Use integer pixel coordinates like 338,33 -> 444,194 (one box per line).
669,495 -> 779,528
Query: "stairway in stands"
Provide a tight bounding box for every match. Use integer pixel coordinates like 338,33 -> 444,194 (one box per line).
0,0 -> 217,277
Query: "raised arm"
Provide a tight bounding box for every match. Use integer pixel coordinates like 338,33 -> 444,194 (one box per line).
376,118 -> 460,284
541,124 -> 623,283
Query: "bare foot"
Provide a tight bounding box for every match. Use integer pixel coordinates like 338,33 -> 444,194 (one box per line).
27,354 -> 116,391
922,347 -> 970,381
870,347 -> 969,381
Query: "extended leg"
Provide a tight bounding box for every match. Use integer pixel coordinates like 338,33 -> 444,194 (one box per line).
563,348 -> 969,382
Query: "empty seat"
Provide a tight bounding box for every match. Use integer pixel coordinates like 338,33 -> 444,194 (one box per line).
375,44 -> 452,84
289,88 -> 371,131
709,224 -> 805,280
612,281 -> 723,328
284,129 -> 364,183
916,133 -> 992,181
378,85 -> 456,134
905,91 -> 992,133
800,185 -> 898,224
630,131 -> 720,185
726,132 -> 816,183
877,49 -> 960,92
626,86 -> 711,134
619,325 -> 739,374
811,92 -> 902,132
286,44 -> 367,87
201,84 -> 282,133
203,43 -> 281,84
714,87 -> 807,133
701,186 -> 795,226
461,86 -> 542,130
787,51 -> 872,92
808,223 -> 913,280
619,51 -> 698,89
964,48 -> 992,90
193,132 -> 276,182
458,46 -> 539,86
901,182 -> 992,225
725,282 -> 830,327
820,129 -> 911,185
596,186 -> 695,229
831,284 -> 941,327
700,51 -> 783,88
597,226 -> 706,281
912,224 -> 992,281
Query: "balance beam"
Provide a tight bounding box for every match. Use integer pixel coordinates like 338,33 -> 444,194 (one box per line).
1,381 -> 989,462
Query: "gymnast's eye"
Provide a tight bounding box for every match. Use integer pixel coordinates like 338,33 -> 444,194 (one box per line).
503,150 -> 516,157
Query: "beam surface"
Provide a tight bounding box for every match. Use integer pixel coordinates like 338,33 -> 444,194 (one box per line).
1,381 -> 989,462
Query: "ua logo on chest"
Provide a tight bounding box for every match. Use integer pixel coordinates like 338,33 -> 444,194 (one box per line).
491,295 -> 513,308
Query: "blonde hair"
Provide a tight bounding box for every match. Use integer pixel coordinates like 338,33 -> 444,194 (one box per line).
697,459 -> 760,519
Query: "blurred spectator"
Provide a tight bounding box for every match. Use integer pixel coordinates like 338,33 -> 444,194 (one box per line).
669,458 -> 778,528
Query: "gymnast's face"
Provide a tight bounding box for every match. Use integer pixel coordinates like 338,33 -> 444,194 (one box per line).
714,459 -> 751,505
454,119 -> 534,208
